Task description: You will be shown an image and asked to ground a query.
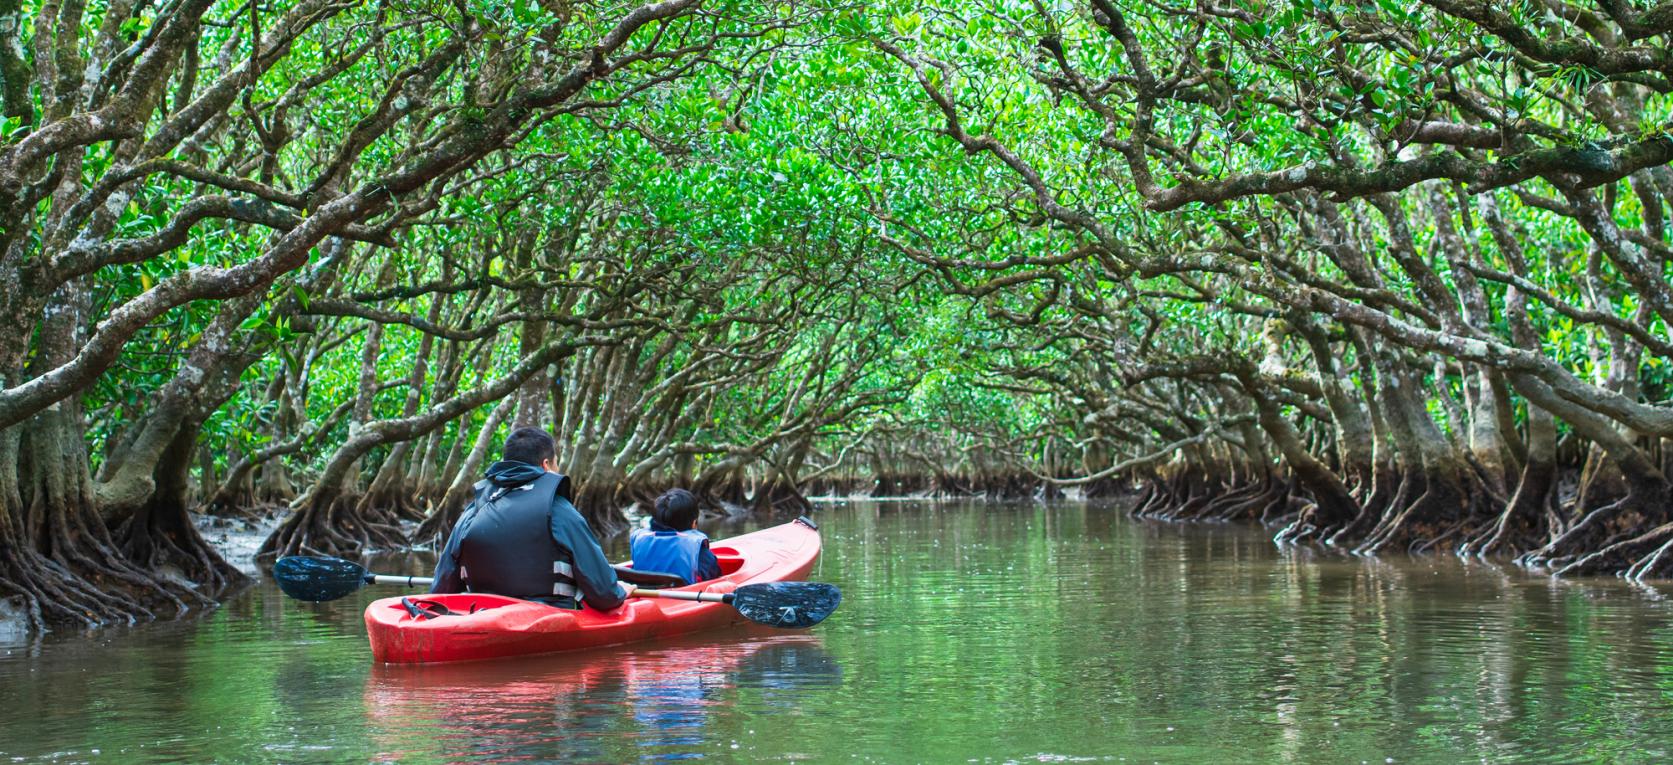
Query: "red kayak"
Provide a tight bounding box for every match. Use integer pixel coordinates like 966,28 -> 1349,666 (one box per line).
364,518 -> 823,664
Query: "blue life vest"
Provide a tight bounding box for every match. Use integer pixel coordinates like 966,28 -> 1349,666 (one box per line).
630,527 -> 710,585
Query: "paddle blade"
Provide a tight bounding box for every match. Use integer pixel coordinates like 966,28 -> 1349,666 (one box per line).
731,582 -> 842,628
273,556 -> 372,602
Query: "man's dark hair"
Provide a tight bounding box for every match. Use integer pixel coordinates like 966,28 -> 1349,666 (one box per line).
653,488 -> 701,529
503,427 -> 556,466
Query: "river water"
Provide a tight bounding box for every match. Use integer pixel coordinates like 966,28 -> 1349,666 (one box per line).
4,500 -> 1673,763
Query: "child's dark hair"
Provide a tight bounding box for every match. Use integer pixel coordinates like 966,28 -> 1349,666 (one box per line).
653,488 -> 700,529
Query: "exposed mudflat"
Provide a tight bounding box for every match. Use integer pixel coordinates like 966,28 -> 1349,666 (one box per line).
196,513 -> 283,576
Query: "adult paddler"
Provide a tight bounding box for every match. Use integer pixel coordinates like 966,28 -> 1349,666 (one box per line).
429,427 -> 630,610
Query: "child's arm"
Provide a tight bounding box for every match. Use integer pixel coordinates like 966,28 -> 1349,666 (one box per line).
695,538 -> 722,582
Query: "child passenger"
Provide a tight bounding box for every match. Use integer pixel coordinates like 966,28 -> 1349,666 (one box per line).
630,489 -> 722,585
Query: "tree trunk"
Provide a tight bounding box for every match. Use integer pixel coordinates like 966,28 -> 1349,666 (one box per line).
413,396 -> 514,545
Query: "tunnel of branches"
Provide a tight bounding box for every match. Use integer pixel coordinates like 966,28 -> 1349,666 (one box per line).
6,0 -> 1673,632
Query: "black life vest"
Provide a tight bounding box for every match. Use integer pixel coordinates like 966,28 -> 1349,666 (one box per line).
457,471 -> 581,606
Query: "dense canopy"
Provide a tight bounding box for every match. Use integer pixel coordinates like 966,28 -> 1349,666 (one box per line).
4,0 -> 1673,633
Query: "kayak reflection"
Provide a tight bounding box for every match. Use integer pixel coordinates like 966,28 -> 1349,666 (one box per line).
364,632 -> 840,762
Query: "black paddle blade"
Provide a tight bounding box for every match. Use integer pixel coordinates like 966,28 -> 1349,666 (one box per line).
272,556 -> 371,602
731,582 -> 842,628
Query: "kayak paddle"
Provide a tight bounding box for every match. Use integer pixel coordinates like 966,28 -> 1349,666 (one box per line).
625,581 -> 842,628
272,555 -> 429,602
271,555 -> 841,628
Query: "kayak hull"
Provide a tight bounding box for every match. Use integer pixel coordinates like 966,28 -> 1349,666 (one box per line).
364,519 -> 822,664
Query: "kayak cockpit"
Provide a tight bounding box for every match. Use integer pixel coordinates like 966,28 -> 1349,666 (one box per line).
616,547 -> 746,588
712,547 -> 744,575
380,592 -> 528,621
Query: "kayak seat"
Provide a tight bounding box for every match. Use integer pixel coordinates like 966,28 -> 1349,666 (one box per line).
612,564 -> 688,589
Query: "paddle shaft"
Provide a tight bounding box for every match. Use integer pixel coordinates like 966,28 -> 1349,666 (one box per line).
370,574 -> 432,587
629,588 -> 735,604
363,567 -> 658,591
365,572 -> 730,603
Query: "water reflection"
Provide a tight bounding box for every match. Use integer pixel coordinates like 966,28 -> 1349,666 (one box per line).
364,634 -> 839,763
5,501 -> 1673,764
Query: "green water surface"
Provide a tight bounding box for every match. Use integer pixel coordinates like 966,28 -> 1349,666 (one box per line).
4,500 -> 1673,763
